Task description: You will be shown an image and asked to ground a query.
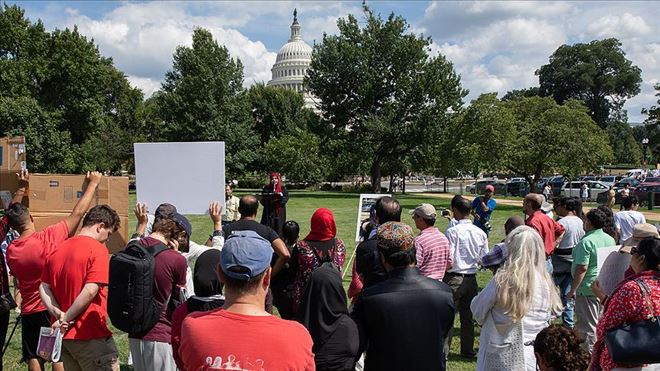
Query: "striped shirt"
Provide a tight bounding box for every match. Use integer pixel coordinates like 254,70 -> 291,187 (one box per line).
414,227 -> 451,280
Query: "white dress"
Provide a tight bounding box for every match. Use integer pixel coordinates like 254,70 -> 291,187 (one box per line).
471,271 -> 554,371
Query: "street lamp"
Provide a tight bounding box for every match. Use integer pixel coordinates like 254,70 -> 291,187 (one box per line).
642,138 -> 650,166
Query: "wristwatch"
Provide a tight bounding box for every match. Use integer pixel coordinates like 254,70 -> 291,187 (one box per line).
209,230 -> 223,240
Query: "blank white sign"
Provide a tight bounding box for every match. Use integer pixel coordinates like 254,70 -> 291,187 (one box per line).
134,142 -> 225,215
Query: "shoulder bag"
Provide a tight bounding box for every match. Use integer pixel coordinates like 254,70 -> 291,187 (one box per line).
605,277 -> 660,364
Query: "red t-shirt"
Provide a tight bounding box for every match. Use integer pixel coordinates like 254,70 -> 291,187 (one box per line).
130,237 -> 187,343
179,309 -> 315,371
41,235 -> 112,340
6,221 -> 69,314
526,211 -> 566,256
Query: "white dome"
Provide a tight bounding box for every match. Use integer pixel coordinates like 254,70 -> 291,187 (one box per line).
276,41 -> 312,62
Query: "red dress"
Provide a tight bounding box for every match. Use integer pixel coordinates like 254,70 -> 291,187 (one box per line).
591,270 -> 660,371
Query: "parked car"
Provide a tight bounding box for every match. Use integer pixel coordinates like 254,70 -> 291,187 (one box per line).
506,179 -> 529,197
548,176 -> 566,197
613,177 -> 641,190
633,182 -> 660,207
468,179 -> 507,195
577,175 -> 598,182
597,175 -> 617,188
643,177 -> 660,183
536,177 -> 551,191
560,181 -> 609,201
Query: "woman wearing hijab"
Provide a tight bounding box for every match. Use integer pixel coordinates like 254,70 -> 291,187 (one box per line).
291,208 -> 346,316
171,249 -> 224,370
298,261 -> 360,371
260,172 -> 289,236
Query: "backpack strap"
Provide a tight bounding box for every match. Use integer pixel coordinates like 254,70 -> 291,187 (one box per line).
128,238 -> 169,257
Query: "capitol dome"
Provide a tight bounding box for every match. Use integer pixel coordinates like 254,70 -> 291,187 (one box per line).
268,9 -> 318,110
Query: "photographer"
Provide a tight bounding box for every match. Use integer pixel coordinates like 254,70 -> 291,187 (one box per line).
471,185 -> 496,236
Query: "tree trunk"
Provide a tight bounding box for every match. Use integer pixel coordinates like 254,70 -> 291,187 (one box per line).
388,176 -> 394,193
371,160 -> 382,193
402,173 -> 406,194
444,177 -> 448,193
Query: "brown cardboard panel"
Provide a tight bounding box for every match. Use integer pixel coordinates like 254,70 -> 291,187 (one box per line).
0,137 -> 27,172
29,174 -> 129,216
31,212 -> 128,254
0,170 -> 29,208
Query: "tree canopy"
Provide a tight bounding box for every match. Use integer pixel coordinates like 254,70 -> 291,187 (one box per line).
537,38 -> 642,128
306,7 -> 468,191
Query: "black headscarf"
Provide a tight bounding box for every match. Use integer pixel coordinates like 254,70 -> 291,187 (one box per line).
298,262 -> 349,351
193,249 -> 222,297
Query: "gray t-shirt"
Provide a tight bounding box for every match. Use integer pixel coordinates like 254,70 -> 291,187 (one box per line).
552,215 -> 585,273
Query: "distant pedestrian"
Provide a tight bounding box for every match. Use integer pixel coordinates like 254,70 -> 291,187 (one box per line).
607,186 -> 616,209
543,183 -> 552,201
471,185 -> 496,235
620,184 -> 631,210
581,183 -> 589,202
222,184 -> 240,225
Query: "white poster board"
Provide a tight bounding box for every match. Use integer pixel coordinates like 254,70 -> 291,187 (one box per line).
596,245 -> 630,296
134,142 -> 225,215
355,193 -> 391,242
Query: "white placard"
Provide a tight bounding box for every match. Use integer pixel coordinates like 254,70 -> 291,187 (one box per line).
134,142 -> 225,215
355,193 -> 391,242
596,245 -> 630,296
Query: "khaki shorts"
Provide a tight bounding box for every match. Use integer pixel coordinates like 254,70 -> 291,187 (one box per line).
61,337 -> 120,371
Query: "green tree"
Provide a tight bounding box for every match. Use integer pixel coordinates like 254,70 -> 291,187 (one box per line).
0,96 -> 75,172
247,83 -> 314,145
537,38 -> 642,128
606,121 -> 642,165
501,87 -> 540,101
263,129 -> 327,183
503,97 -> 613,188
642,84 -> 660,161
0,5 -> 143,173
155,28 -> 257,177
306,7 -> 467,191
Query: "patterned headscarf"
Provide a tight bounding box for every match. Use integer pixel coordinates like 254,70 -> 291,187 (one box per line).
376,222 -> 415,253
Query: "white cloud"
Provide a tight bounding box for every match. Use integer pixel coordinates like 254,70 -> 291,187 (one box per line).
126,76 -> 161,97
587,13 -> 652,39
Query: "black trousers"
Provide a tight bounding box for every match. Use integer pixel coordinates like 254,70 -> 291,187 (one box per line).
0,310 -> 11,371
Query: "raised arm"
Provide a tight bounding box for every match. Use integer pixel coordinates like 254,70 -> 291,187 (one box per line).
64,171 -> 102,236
10,169 -> 29,206
134,203 -> 149,237
205,201 -> 224,248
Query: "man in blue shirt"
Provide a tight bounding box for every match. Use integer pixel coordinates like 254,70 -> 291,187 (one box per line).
471,185 -> 496,235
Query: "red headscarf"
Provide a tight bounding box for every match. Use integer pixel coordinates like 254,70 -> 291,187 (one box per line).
269,172 -> 283,215
305,208 -> 337,242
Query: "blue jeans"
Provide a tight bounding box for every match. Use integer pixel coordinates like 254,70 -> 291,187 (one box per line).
553,272 -> 575,328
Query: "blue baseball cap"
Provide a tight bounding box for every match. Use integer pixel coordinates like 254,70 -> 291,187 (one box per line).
172,213 -> 192,243
220,230 -> 272,281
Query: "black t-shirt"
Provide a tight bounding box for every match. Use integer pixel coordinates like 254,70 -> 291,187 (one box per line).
222,219 -> 279,243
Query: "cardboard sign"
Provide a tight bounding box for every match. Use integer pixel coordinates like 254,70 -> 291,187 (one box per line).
596,245 -> 629,296
134,142 -> 225,215
355,193 -> 391,242
29,174 -> 129,216
0,137 -> 27,172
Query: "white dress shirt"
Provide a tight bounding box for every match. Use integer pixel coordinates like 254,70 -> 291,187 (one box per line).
445,219 -> 488,274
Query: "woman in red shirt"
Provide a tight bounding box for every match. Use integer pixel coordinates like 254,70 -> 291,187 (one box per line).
591,236 -> 660,371
290,208 -> 346,316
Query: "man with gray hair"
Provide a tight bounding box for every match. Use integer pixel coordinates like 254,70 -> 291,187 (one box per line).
353,222 -> 455,371
523,193 -> 565,273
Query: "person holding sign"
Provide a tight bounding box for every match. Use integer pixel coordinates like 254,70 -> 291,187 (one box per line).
260,173 -> 289,237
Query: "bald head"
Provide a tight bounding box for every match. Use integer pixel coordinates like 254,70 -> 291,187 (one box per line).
239,195 -> 259,217
504,216 -> 525,236
524,193 -> 544,210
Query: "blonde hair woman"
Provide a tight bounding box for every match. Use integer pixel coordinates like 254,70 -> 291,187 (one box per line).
471,226 -> 563,370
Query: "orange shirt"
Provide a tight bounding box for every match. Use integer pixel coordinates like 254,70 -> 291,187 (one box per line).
6,221 -> 69,314
41,235 -> 112,340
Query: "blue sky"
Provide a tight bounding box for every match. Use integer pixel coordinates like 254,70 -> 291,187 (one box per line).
10,1 -> 660,122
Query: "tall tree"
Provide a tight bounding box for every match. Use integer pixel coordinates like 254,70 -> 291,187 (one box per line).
537,38 -> 642,128
503,97 -> 613,187
306,7 -> 467,191
155,28 -> 257,176
642,83 -> 660,161
0,4 -> 143,173
606,121 -> 642,165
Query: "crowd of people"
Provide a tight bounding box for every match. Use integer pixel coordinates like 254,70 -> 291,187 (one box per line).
1,170 -> 659,371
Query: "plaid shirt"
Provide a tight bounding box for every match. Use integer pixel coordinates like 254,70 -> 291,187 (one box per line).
480,242 -> 507,268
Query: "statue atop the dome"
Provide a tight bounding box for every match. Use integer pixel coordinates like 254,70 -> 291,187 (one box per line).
293,8 -> 297,22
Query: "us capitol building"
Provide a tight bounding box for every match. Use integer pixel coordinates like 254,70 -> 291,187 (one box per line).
267,9 -> 318,110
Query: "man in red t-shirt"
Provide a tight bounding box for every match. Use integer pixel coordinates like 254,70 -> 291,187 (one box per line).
5,171 -> 102,371
39,205 -> 121,371
179,230 -> 315,371
523,193 -> 565,273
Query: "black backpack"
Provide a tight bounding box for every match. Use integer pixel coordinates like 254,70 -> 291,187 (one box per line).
108,239 -> 168,334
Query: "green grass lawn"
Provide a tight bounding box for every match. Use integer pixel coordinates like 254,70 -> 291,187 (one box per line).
3,190 -> 524,370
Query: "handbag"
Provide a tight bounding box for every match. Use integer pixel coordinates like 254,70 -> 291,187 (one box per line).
0,292 -> 17,314
605,277 -> 660,365
0,250 -> 17,314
